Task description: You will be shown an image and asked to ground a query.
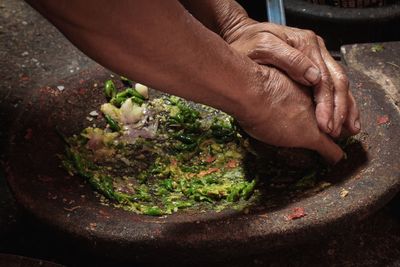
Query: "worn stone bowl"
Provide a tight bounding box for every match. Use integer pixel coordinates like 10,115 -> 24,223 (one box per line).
5,67 -> 400,264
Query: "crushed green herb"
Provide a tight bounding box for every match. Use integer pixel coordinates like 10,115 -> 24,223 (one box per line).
371,44 -> 384,53
62,79 -> 257,215
62,78 -> 356,216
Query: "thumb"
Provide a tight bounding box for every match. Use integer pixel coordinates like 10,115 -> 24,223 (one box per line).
308,133 -> 344,165
249,39 -> 321,86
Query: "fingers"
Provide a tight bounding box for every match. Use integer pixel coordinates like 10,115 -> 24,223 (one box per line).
297,33 -> 335,135
324,62 -> 349,138
344,92 -> 361,135
313,68 -> 334,135
248,37 -> 321,86
318,38 -> 361,137
309,133 -> 344,165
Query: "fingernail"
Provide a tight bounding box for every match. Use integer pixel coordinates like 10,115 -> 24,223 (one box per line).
327,119 -> 333,132
304,67 -> 321,85
354,119 -> 361,130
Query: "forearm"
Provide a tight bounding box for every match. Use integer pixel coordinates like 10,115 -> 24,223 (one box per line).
25,0 -> 345,163
26,0 -> 262,121
178,0 -> 251,40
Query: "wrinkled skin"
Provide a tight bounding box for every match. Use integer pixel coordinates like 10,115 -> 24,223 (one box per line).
26,0 -> 349,163
223,20 -> 361,138
240,65 -> 343,164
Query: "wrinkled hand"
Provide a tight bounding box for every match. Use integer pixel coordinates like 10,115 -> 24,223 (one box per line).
225,20 -> 360,138
239,65 -> 344,164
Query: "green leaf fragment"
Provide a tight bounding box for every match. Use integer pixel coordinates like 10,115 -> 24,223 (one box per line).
104,80 -> 116,99
120,76 -> 132,87
295,170 -> 317,189
109,88 -> 145,107
104,114 -> 120,132
371,44 -> 384,53
142,206 -> 163,216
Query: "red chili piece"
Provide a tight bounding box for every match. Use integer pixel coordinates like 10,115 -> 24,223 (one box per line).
286,207 -> 306,220
377,115 -> 390,125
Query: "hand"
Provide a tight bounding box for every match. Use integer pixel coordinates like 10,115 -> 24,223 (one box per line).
238,65 -> 344,164
224,20 -> 361,138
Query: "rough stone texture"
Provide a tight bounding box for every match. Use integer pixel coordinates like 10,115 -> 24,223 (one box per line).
0,0 -> 98,154
0,0 -> 399,266
4,63 -> 400,264
0,0 -> 97,254
342,42 -> 400,110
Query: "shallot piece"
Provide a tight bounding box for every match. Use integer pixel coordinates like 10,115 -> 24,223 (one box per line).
135,83 -> 149,99
120,99 -> 144,124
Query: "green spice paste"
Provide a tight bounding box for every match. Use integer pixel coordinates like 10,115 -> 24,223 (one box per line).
63,78 -> 257,215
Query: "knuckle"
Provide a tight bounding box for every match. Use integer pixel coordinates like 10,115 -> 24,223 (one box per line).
336,74 -> 350,89
248,34 -> 276,58
287,51 -> 306,66
260,65 -> 273,82
320,75 -> 334,93
303,30 -> 315,36
303,29 -> 316,38
317,36 -> 325,45
259,33 -> 273,44
267,67 -> 280,82
314,92 -> 333,105
319,66 -> 331,78
286,35 -> 296,47
264,68 -> 290,99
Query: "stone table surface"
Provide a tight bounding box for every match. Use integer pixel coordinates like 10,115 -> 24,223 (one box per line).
0,0 -> 399,266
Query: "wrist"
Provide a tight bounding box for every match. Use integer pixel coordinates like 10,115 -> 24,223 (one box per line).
204,1 -> 254,43
222,64 -> 272,126
220,16 -> 257,44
